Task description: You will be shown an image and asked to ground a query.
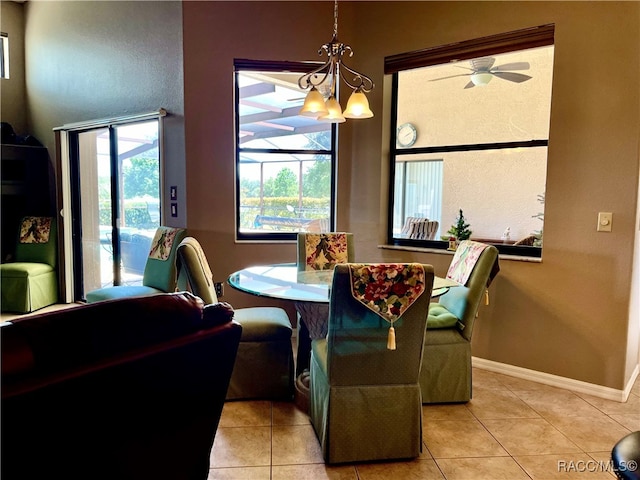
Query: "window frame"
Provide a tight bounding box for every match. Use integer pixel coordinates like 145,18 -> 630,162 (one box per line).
234,59 -> 338,243
1,32 -> 9,79
385,24 -> 555,258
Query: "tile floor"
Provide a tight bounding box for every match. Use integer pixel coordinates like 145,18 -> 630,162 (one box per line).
208,368 -> 640,479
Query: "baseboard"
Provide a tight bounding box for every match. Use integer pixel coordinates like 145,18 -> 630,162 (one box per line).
472,356 -> 639,403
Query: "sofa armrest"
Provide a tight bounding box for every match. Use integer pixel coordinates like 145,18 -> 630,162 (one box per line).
203,301 -> 235,328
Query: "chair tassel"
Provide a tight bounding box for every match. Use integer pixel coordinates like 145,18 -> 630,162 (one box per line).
485,289 -> 490,306
387,325 -> 396,350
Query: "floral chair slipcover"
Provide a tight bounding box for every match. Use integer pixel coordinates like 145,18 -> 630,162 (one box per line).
86,226 -> 187,303
420,240 -> 500,403
296,232 -> 354,271
309,263 -> 434,464
1,217 -> 58,313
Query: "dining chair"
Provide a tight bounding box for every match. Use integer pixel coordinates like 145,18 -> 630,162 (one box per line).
0,216 -> 58,313
420,240 -> 499,403
296,232 -> 355,271
85,226 -> 187,303
295,232 -> 355,376
310,263 -> 434,464
407,218 -> 439,240
176,236 -> 294,400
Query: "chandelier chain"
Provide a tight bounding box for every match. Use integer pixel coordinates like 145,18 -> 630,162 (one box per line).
333,0 -> 339,39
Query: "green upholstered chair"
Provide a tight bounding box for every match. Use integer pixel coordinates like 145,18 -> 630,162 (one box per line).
420,240 -> 499,403
1,216 -> 58,313
85,226 -> 186,303
310,263 -> 434,464
176,236 -> 294,400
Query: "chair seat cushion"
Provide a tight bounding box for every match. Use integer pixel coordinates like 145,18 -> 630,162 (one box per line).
427,303 -> 459,329
1,263 -> 55,278
233,307 -> 292,341
85,286 -> 163,303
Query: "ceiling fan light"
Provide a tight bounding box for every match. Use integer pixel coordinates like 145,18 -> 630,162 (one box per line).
471,72 -> 493,86
318,96 -> 346,123
343,89 -> 374,119
300,87 -> 329,117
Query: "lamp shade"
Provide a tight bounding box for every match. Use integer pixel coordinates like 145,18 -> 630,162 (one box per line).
319,96 -> 346,123
470,72 -> 493,86
300,87 -> 329,117
343,89 -> 374,119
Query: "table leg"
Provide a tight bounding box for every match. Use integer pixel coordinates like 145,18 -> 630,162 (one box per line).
296,317 -> 312,376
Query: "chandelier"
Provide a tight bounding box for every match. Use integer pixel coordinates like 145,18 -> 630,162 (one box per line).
298,0 -> 374,123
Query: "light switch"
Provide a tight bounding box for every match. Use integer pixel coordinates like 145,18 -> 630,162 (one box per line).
597,212 -> 613,232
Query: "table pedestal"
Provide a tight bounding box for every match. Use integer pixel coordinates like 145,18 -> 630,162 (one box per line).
294,301 -> 329,374
294,301 -> 329,412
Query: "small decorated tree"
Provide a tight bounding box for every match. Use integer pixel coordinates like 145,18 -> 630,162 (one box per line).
447,209 -> 472,241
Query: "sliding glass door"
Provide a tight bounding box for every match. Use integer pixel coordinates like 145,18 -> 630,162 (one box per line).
71,120 -> 161,299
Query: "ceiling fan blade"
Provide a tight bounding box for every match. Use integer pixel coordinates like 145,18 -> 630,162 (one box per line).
492,61 -> 530,71
470,57 -> 495,71
463,81 -> 475,89
492,71 -> 532,83
429,73 -> 472,82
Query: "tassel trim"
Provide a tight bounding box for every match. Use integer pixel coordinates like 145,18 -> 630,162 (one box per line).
387,325 -> 396,350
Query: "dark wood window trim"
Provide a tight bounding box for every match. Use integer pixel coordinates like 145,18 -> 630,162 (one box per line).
385,24 -> 554,74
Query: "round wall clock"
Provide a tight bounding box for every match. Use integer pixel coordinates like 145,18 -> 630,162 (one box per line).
397,122 -> 417,147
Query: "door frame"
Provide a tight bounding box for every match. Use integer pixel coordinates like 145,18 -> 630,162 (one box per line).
54,109 -> 166,302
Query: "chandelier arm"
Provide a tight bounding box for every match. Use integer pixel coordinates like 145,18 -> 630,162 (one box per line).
339,62 -> 374,93
298,60 -> 332,89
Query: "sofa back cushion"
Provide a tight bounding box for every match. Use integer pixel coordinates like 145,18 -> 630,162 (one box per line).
1,292 -> 205,380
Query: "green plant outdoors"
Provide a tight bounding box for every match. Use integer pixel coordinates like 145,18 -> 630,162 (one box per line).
240,196 -> 330,230
99,200 -> 154,229
447,209 -> 473,240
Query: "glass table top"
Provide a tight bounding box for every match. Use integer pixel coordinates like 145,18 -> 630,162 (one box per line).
227,263 -> 460,303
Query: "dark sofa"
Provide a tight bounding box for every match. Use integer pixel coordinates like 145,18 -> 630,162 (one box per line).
1,292 -> 242,480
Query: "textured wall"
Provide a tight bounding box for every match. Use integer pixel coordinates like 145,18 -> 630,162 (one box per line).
0,1 -> 27,135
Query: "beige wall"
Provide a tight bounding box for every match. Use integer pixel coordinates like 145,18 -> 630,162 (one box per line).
1,0 -> 27,134
183,1 -> 640,390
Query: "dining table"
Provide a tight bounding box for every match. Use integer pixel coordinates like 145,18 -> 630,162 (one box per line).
227,263 -> 460,376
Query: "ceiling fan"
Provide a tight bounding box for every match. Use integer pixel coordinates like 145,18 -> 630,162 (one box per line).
429,57 -> 532,89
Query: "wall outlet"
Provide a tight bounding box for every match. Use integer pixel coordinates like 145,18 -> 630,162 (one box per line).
214,282 -> 224,297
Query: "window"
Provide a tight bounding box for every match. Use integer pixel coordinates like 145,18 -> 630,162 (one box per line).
234,60 -> 336,242
1,33 -> 9,79
386,25 -> 554,257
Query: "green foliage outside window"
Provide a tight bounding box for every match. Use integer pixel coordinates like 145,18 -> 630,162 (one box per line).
99,200 -> 153,229
239,196 -> 330,230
